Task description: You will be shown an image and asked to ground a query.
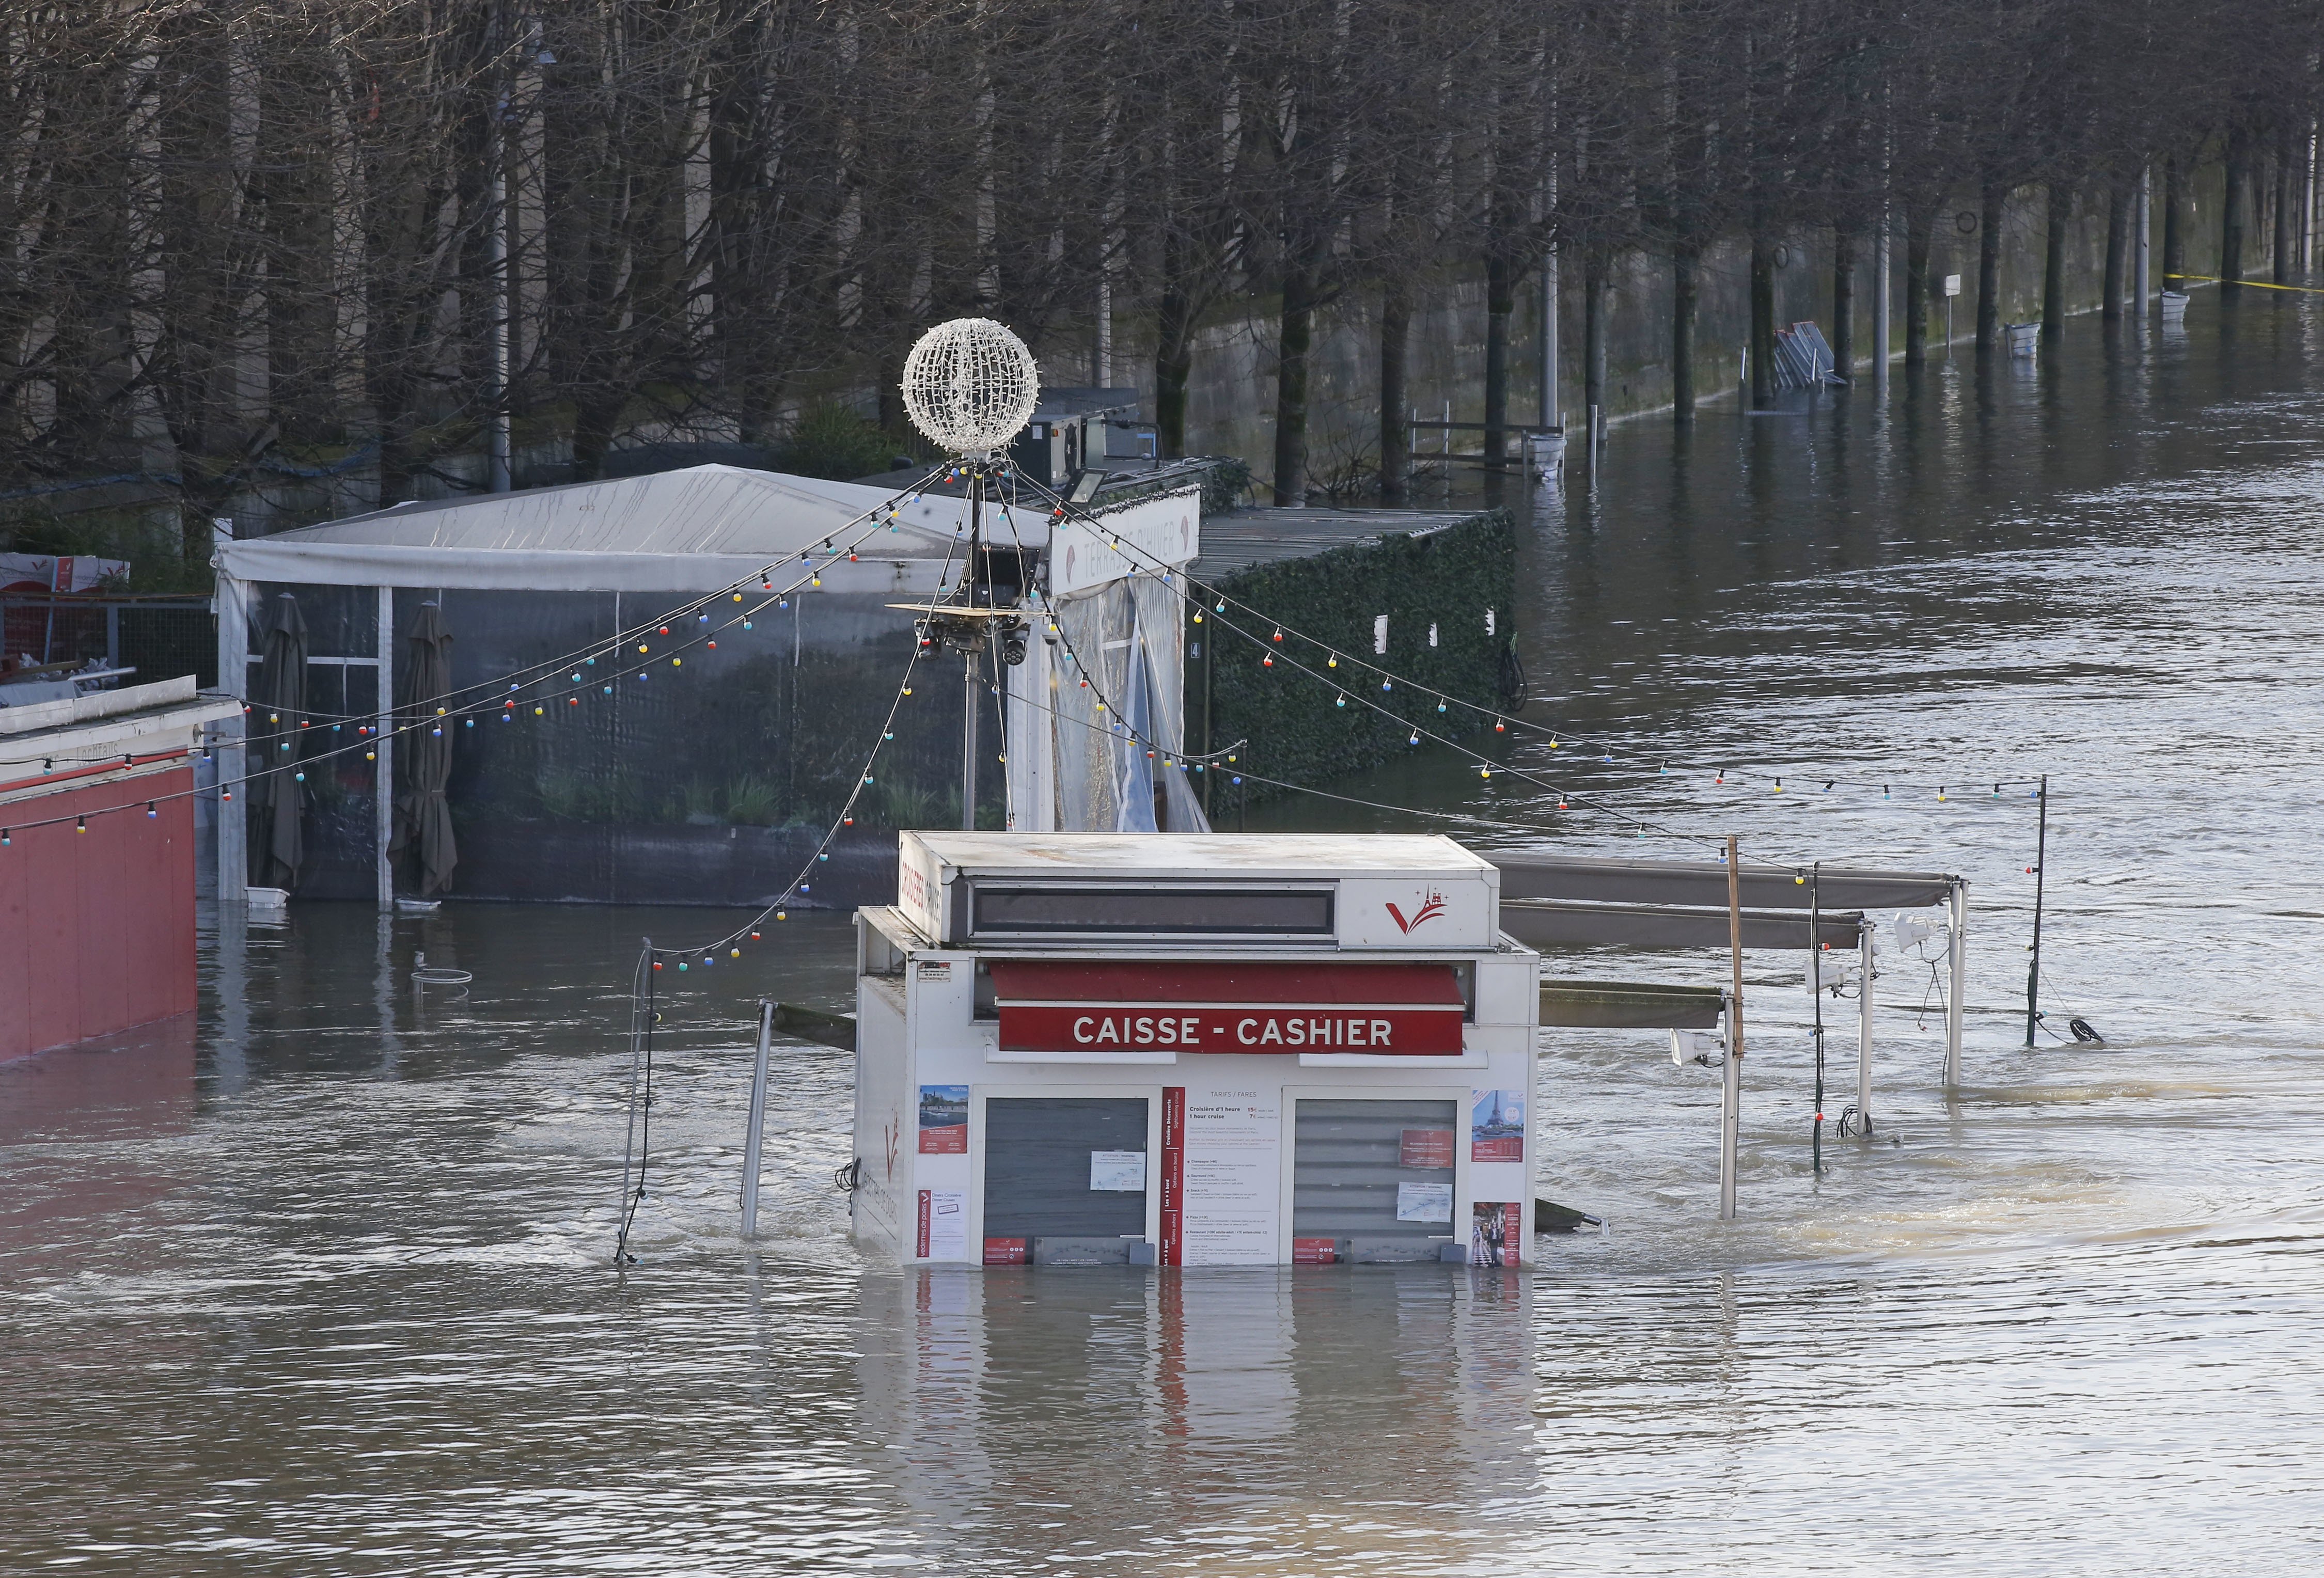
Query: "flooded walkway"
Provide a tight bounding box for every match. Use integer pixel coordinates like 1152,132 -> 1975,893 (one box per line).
7,299 -> 2324,1573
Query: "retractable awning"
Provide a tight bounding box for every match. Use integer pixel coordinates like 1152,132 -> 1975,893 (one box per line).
986,959 -> 1465,1055
1491,853 -> 1955,911
1539,980 -> 1726,1030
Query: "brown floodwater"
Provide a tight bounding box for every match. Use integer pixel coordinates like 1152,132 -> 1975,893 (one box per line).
6,299 -> 2323,1573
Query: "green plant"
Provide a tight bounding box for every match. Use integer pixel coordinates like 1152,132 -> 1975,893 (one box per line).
778,402 -> 910,482
725,773 -> 782,825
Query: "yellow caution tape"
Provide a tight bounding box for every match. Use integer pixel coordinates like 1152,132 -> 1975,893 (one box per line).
2164,273 -> 2324,295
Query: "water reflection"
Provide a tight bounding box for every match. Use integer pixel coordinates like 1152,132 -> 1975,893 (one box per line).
861,1267 -> 1533,1571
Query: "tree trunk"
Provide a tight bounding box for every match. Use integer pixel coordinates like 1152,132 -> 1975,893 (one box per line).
1831,226 -> 1856,380
2222,129 -> 2247,297
1672,243 -> 1698,422
2162,155 -> 2186,291
1976,176 -> 2003,358
2042,180 -> 2070,342
2275,129 -> 2295,283
1582,243 -> 1608,420
2102,178 -> 2128,321
1156,259 -> 1194,460
1271,256 -> 1314,506
1905,203 -> 1933,368
1378,276 -> 1409,501
1483,251 -> 1513,470
1749,230 -> 1775,406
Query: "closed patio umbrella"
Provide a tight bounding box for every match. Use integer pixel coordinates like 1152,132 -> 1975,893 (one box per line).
248,592 -> 307,890
389,601 -> 458,895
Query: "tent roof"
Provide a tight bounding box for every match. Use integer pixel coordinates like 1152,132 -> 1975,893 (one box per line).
217,464 -> 1003,592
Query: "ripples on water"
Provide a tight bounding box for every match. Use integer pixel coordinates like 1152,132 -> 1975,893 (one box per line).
6,306 -> 2323,1573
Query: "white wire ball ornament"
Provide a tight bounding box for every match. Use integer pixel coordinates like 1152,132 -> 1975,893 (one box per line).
900,318 -> 1040,457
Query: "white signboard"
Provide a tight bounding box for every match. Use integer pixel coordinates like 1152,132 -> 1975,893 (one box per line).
1047,487 -> 1200,596
1090,1150 -> 1148,1192
1396,1181 -> 1453,1223
1183,1091 -> 1280,1265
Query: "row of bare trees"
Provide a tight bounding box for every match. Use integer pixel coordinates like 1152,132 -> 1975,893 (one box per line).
5,0 -> 2322,549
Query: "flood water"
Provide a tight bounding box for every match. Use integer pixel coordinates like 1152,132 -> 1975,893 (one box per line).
8,301 -> 2324,1573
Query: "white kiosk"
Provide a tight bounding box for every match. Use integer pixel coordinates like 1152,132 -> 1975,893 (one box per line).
852,832 -> 1540,1268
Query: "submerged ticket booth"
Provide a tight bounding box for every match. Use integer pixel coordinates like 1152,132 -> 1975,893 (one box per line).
852,832 -> 1539,1268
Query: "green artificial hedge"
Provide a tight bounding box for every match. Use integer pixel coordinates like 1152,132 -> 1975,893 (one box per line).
1189,507 -> 1518,811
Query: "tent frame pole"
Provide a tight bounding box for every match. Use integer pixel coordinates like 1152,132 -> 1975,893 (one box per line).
375,587 -> 394,910
214,557 -> 248,906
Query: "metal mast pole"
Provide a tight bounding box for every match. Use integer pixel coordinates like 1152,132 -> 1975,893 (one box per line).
1721,835 -> 1744,1220
2025,775 -> 2048,1047
963,470 -> 981,831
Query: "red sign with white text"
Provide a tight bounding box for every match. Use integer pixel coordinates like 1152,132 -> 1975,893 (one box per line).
983,1237 -> 1028,1265
1399,1128 -> 1455,1169
989,960 -> 1466,1056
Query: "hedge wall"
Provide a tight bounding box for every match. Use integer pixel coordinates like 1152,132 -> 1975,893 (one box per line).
1189,507 -> 1518,811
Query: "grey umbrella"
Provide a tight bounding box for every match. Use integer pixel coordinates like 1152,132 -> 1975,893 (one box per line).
248,592 -> 307,890
389,602 -> 458,896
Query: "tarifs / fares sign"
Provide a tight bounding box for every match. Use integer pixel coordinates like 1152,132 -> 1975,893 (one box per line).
1000,1003 -> 1462,1055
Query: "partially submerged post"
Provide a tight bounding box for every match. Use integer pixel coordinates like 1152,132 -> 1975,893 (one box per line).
1857,917 -> 1875,1135
742,999 -> 773,1235
2025,775 -> 2048,1047
1945,879 -> 1969,1085
1721,835 -> 1744,1220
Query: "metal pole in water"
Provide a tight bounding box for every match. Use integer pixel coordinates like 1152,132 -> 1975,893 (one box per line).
1721,835 -> 1744,1220
1810,865 -> 1824,1175
2025,774 -> 2048,1047
1945,880 -> 1969,1085
1857,917 -> 1875,1135
742,998 -> 773,1235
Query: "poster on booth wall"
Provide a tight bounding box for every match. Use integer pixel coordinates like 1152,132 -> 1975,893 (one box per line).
1180,1091 -> 1280,1265
1090,1150 -> 1147,1191
1399,1128 -> 1455,1169
1395,1181 -> 1453,1223
918,1085 -> 969,1154
1469,1202 -> 1520,1267
916,1189 -> 967,1260
1470,1089 -> 1526,1163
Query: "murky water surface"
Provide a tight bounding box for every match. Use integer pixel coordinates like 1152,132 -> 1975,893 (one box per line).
8,306 -> 2324,1573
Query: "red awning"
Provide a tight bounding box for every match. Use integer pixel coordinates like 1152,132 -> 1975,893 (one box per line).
987,959 -> 1464,1055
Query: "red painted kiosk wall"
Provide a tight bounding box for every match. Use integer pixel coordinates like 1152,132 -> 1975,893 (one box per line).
0,765 -> 198,1062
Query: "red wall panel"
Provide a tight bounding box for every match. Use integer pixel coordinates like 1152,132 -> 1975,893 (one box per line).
1,764 -> 197,1063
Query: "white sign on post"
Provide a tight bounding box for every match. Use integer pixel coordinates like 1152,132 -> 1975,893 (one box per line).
1942,274 -> 1964,297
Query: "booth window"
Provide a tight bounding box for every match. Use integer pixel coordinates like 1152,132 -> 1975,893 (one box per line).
968,883 -> 1334,938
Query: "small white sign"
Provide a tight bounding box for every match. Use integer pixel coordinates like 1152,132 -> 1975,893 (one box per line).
1395,1181 -> 1453,1223
1090,1150 -> 1148,1192
1943,273 -> 1963,297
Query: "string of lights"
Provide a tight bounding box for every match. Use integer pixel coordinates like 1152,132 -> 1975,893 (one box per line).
0,464 -> 979,841
1015,466 -> 2048,805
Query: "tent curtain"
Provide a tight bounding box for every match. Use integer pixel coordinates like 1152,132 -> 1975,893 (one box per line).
247,592 -> 307,890
388,602 -> 459,895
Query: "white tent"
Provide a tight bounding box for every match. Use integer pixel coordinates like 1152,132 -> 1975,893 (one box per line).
210,465 -> 1203,906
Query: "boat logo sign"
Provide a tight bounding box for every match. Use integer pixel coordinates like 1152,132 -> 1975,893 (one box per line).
1385,889 -> 1447,935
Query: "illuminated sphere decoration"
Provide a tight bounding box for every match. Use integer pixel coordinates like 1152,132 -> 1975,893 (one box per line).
901,317 -> 1040,457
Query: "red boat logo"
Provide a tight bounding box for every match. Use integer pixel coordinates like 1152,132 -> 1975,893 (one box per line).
1386,890 -> 1447,934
